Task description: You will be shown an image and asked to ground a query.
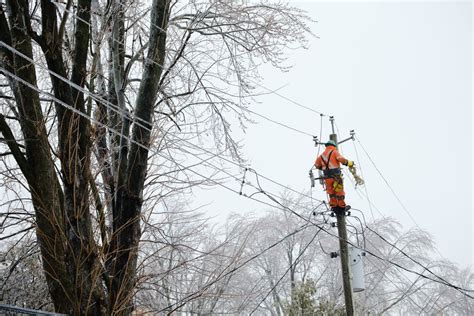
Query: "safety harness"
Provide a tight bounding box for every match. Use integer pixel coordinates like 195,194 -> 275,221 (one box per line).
321,150 -> 341,178
321,150 -> 344,193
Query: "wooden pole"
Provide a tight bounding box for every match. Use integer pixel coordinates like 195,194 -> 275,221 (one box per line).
329,128 -> 355,315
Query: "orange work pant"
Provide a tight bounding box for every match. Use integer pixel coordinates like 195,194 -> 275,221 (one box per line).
324,176 -> 346,208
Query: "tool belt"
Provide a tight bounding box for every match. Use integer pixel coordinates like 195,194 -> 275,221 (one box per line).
323,168 -> 341,178
324,168 -> 344,192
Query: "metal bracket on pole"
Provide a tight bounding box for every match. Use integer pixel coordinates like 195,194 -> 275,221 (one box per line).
337,130 -> 356,145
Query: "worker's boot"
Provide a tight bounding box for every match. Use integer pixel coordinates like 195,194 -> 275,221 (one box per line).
331,206 -> 344,215
331,205 -> 351,215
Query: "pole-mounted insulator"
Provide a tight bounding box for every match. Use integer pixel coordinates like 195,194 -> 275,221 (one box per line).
313,135 -> 319,147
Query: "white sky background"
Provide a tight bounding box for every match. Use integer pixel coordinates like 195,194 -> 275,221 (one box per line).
191,1 -> 473,268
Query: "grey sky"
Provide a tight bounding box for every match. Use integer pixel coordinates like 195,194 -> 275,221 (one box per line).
193,1 -> 472,267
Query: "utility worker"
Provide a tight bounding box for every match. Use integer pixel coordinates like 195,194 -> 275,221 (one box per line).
315,140 -> 354,212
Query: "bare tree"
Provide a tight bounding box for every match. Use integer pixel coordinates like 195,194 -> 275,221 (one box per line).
0,0 -> 311,314
0,238 -> 52,310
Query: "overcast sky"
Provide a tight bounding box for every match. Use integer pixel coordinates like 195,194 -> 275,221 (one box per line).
192,1 -> 472,268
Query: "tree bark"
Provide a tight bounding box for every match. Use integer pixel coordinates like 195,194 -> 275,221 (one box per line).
108,0 -> 170,314
1,1 -> 72,313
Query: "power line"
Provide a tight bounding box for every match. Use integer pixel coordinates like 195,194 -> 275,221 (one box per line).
5,29 -> 473,309
353,138 -> 448,262
0,40 -> 319,207
362,255 -> 428,312
5,68 -> 474,305
350,212 -> 452,312
159,223 -> 314,314
350,208 -> 474,297
0,41 -> 153,133
247,78 -> 327,116
1,65 -> 328,303
1,66 -> 317,314
4,8 -> 460,313
249,226 -> 324,315
246,108 -> 313,137
54,0 -> 330,118
251,179 -> 474,300
365,225 -> 474,294
49,2 -> 328,134
0,39 -> 317,158
173,136 -> 326,205
355,138 -> 420,226
235,169 -> 474,299
15,61 -> 474,296
1,31 -> 325,202
352,137 -> 375,220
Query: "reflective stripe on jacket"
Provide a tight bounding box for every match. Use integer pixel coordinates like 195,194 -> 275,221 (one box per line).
315,145 -> 348,170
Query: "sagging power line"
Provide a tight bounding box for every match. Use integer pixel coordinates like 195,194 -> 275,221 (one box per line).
2,34 -> 471,315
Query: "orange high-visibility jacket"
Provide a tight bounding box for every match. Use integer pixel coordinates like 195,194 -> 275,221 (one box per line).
315,145 -> 348,170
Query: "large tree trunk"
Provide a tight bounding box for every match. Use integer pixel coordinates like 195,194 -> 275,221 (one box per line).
38,0 -> 105,313
107,0 -> 170,314
1,0 -> 171,312
0,1 -> 72,313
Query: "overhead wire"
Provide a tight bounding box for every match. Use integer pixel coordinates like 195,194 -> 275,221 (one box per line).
159,223 -> 314,313
348,212 -> 439,312
56,0 -> 329,120
335,119 -> 455,283
353,137 -> 449,262
4,66 -> 474,307
246,78 -> 327,116
245,108 -> 313,137
259,188 -> 474,299
0,40 -> 325,213
365,224 -> 474,293
0,39 -> 320,201
336,135 -> 448,292
229,167 -> 474,299
0,65 -> 326,313
4,16 -> 472,308
349,196 -> 473,308
249,225 -> 325,315
173,146 -> 327,215
352,138 -> 375,220
347,211 -> 432,311
355,138 -> 419,226
7,55 -> 472,300
350,207 -> 474,297
32,0 -> 331,144
362,254 -> 428,312
50,1 -> 327,137
1,5 -> 333,222
167,86 -> 474,311
362,234 -> 447,312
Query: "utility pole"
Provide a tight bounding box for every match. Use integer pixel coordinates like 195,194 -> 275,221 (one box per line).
329,116 -> 355,316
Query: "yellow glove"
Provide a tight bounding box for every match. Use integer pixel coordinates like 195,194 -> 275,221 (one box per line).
346,161 -> 354,168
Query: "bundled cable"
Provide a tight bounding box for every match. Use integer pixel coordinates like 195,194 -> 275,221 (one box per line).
349,165 -> 364,186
